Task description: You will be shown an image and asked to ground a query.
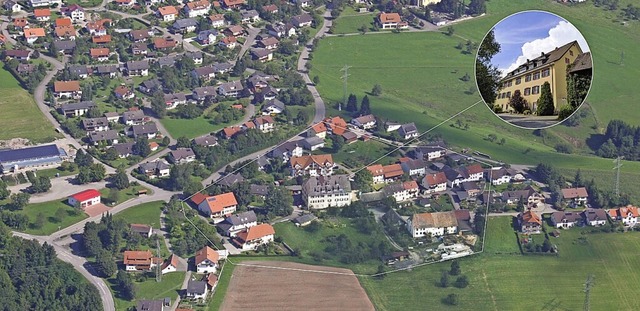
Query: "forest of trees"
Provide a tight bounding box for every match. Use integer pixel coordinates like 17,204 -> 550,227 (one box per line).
595,119 -> 640,160
0,224 -> 101,310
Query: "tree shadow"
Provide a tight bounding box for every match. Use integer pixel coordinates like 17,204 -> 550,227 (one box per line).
585,134 -> 606,151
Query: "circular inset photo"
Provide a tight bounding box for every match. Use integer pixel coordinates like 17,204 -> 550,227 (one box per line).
475,11 -> 593,129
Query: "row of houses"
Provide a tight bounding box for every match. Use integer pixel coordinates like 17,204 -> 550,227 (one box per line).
518,205 -> 639,234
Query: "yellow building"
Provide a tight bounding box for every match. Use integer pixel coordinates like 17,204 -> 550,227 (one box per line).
494,41 -> 583,114
413,0 -> 441,7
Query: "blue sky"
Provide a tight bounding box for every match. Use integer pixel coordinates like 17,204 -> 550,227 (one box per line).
488,11 -> 590,75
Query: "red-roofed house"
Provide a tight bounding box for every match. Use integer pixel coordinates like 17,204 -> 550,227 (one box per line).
195,246 -> 219,273
222,0 -> 245,9
90,48 -> 110,61
34,8 -> 51,21
123,250 -> 159,271
376,12 -> 402,29
24,28 -> 46,44
367,164 -> 384,184
158,6 -> 178,22
561,187 -> 588,207
68,189 -> 101,208
607,205 -> 639,227
92,35 -> 112,44
421,172 -> 447,194
382,164 -> 404,182
234,223 -> 274,251
221,126 -> 242,139
184,0 -> 211,18
55,18 -> 72,27
290,154 -> 334,177
193,192 -> 238,218
161,254 -> 179,274
253,115 -> 275,133
323,116 -> 347,136
518,210 -> 542,234
309,122 -> 327,139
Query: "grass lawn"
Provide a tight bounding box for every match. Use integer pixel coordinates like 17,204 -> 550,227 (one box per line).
64,0 -> 103,7
99,185 -> 151,205
330,140 -> 397,169
0,67 -> 60,143
359,216 -> 640,310
273,218 -> 385,274
110,272 -> 185,311
32,165 -> 78,179
160,103 -> 251,139
113,201 -> 164,229
332,7 -> 378,34
17,199 -> 88,235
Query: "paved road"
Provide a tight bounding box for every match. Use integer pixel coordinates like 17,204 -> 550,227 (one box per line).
8,177 -> 108,203
12,231 -> 116,311
297,10 -> 332,123
236,26 -> 261,62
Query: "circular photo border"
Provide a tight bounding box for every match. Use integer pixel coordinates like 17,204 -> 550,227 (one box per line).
474,10 -> 594,130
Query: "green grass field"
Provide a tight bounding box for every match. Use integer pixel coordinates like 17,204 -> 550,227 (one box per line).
18,199 -> 88,235
99,185 -> 150,205
160,104 -> 251,139
330,140 -> 397,169
274,219 -> 386,274
359,216 -> 640,310
113,201 -> 164,229
110,272 -> 185,311
0,68 -> 59,143
332,7 -> 379,34
64,0 -> 103,7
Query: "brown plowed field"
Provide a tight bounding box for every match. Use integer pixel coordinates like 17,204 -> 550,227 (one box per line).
221,261 -> 375,311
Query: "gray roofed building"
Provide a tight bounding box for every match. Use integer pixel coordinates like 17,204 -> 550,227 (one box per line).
217,210 -> 257,234
217,80 -> 244,97
212,62 -> 234,73
169,148 -> 196,164
129,123 -> 158,138
16,64 -> 35,74
192,66 -> 216,79
249,184 -> 269,197
186,280 -> 208,299
126,60 -> 149,71
112,142 -> 134,157
454,210 -> 473,232
398,122 -> 418,139
302,175 -> 351,197
89,129 -> 119,145
302,136 -> 324,150
138,160 -> 170,178
68,65 -> 89,77
291,13 -> 313,27
219,173 -> 244,187
0,144 -> 64,173
139,78 -> 162,94
59,101 -> 97,116
551,211 -> 581,228
185,51 -> 203,61
136,299 -> 164,311
193,134 -> 218,147
95,65 -> 118,75
250,48 -> 273,62
4,49 -> 31,59
53,39 -> 76,53
262,99 -> 285,114
131,41 -> 148,54
270,141 -> 302,160
241,9 -> 259,20
122,110 -> 145,125
293,214 -> 316,227
82,117 -> 109,132
173,18 -> 198,31
157,55 -> 177,67
192,86 -> 218,100
129,29 -> 153,41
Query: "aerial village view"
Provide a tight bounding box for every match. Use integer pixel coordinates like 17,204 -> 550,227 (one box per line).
0,0 -> 639,310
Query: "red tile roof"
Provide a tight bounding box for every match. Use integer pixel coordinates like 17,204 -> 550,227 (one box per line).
382,164 -> 403,178
561,187 -> 588,199
92,35 -> 112,43
324,116 -> 347,135
195,246 -> 219,265
236,223 -> 274,243
202,192 -> 238,213
378,12 -> 401,23
69,189 -> 101,202
55,18 -> 72,27
191,192 -> 208,205
290,154 -> 334,170
90,47 -> 110,57
158,5 -> 178,16
24,28 -> 46,38
33,8 -> 51,18
123,250 -> 153,265
521,210 -> 542,225
54,80 -> 81,92
424,172 -> 447,186
367,164 -> 384,176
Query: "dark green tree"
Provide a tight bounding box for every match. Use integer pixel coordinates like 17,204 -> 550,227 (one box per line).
475,29 -> 502,107
112,168 -> 130,190
353,169 -> 373,192
0,181 -> 10,200
133,137 -> 151,157
508,89 -> 528,113
449,260 -> 461,275
346,94 -> 358,112
468,0 -> 486,14
53,207 -> 66,223
150,91 -> 167,118
440,270 -> 450,287
96,250 -> 117,277
264,186 -> 293,217
444,293 -> 459,305
331,135 -> 344,152
9,193 -> 30,210
371,84 -> 382,96
176,136 -> 191,148
33,212 -> 45,229
454,275 -> 469,288
573,169 -> 584,187
74,149 -> 93,167
536,81 -> 555,116
30,175 -> 52,193
359,95 -> 371,115
161,136 -> 170,146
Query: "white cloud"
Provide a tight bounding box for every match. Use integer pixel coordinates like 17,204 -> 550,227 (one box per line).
500,21 -> 590,75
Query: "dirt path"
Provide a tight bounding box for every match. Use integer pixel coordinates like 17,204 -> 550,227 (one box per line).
481,270 -> 499,311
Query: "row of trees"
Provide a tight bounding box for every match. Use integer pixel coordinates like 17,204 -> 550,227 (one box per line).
595,119 -> 640,160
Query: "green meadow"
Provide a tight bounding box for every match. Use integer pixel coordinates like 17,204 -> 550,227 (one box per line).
0,68 -> 59,143
360,216 -> 640,310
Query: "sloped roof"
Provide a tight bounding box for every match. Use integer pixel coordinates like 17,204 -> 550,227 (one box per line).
561,187 -> 588,199
411,211 -> 457,229
236,223 -> 274,243
69,189 -> 100,201
54,80 -> 80,92
290,154 -> 333,169
202,192 -> 238,213
520,210 -> 542,225
195,246 -> 219,265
